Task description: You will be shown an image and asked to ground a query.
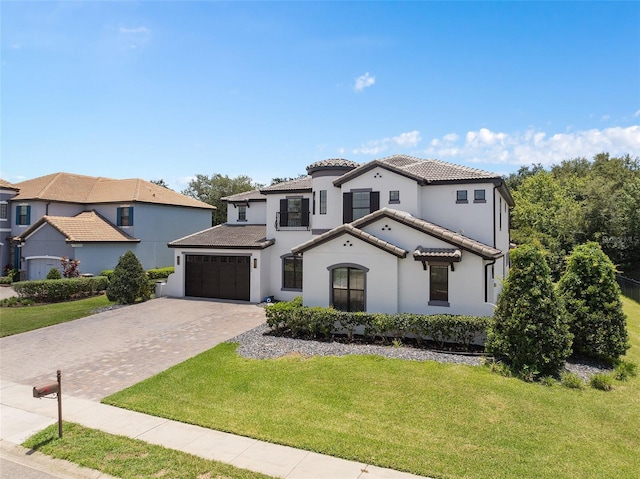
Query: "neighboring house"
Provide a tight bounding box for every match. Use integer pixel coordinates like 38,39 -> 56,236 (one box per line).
166,155 -> 514,316
9,172 -> 215,280
0,179 -> 20,272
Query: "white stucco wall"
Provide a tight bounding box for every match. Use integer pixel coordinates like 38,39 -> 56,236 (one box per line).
310,175 -> 343,232
226,201 -> 267,225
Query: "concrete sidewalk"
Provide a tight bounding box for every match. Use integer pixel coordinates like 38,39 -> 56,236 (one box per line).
1,379 -> 427,479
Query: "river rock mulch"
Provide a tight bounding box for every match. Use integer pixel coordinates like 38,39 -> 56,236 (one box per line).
227,324 -> 612,380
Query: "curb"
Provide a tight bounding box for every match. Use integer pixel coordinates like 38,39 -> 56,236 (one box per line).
0,440 -> 119,479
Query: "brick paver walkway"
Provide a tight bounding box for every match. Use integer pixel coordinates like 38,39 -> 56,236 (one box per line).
0,298 -> 266,400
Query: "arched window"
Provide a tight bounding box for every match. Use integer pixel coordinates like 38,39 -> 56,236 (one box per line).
329,264 -> 368,312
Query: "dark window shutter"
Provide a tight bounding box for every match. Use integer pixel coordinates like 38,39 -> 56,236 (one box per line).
279,199 -> 288,227
129,207 -> 134,226
116,207 -> 122,226
343,192 -> 353,223
26,206 -> 31,224
301,198 -> 310,227
15,206 -> 20,225
370,191 -> 380,213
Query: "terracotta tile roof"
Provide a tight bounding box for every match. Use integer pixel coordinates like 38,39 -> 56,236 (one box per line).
12,172 -> 215,209
306,159 -> 359,174
222,190 -> 266,202
351,208 -> 503,260
169,224 -> 274,249
0,178 -> 20,191
333,155 -> 514,206
413,247 -> 462,261
291,223 -> 408,258
260,176 -> 312,194
16,211 -> 139,243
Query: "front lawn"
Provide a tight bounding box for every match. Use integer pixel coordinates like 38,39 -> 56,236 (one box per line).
24,422 -> 273,479
103,298 -> 640,479
0,294 -> 115,337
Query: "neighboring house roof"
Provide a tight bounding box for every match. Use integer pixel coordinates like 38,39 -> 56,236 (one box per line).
222,189 -> 266,202
351,208 -> 503,260
0,178 -> 20,191
168,224 -> 275,249
15,211 -> 139,243
333,154 -> 514,206
259,176 -> 312,194
292,223 -> 408,258
12,172 -> 215,210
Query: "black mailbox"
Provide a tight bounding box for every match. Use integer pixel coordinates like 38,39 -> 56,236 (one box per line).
33,382 -> 60,398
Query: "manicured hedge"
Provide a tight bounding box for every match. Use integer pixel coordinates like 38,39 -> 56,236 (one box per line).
12,277 -> 109,303
265,298 -> 491,350
100,267 -> 174,281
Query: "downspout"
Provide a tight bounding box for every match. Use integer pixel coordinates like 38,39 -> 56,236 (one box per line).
485,259 -> 496,303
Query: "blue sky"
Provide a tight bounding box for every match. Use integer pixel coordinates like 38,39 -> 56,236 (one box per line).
2,1 -> 639,191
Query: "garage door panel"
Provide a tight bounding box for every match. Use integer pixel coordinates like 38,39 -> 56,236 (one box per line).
185,255 -> 250,301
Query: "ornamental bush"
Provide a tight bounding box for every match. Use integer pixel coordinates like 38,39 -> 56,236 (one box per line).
46,268 -> 62,280
106,251 -> 151,305
557,242 -> 629,360
486,243 -> 572,378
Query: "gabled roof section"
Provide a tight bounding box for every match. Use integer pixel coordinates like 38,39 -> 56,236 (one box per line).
333,154 -> 514,206
16,211 -> 139,243
0,178 -> 20,191
12,172 -> 215,209
291,223 -> 408,258
168,224 -> 274,249
222,189 -> 266,203
259,176 -> 312,194
352,208 -> 503,260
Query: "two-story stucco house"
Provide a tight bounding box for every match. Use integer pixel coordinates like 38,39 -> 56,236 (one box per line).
0,178 -> 20,273
8,172 -> 215,280
166,155 -> 514,316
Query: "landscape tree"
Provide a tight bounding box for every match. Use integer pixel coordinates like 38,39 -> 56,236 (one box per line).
557,242 -> 629,360
106,251 -> 150,305
150,179 -> 172,189
486,243 -> 572,379
182,174 -> 261,225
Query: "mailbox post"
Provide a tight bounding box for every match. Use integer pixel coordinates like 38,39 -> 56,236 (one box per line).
33,370 -> 62,438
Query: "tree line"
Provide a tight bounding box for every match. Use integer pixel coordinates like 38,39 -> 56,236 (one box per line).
505,152 -> 639,280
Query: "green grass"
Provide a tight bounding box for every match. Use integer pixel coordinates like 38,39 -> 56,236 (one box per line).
23,422 -> 273,479
104,297 -> 640,479
0,294 -> 115,337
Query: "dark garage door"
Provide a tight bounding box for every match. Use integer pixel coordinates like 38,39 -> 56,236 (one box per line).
185,255 -> 251,300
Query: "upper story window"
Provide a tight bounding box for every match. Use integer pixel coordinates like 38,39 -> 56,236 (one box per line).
278,197 -> 310,229
474,189 -> 486,203
0,202 -> 7,221
16,205 -> 31,226
117,206 -> 133,226
456,190 -> 468,203
238,205 -> 247,222
319,190 -> 327,215
343,191 -> 380,223
389,190 -> 400,204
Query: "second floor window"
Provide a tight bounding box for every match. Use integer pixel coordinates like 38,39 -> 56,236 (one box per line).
117,207 -> 133,226
279,198 -> 310,228
389,190 -> 400,203
319,190 -> 327,214
0,203 -> 7,221
456,190 -> 468,203
16,205 -> 31,225
474,189 -> 486,202
343,191 -> 380,222
238,205 -> 247,221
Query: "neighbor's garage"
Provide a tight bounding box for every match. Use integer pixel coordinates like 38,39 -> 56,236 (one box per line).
185,254 -> 250,300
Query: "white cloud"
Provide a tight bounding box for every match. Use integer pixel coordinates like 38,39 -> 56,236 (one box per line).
117,25 -> 151,50
634,109 -> 640,117
353,130 -> 422,155
354,72 -> 375,92
422,125 -> 640,167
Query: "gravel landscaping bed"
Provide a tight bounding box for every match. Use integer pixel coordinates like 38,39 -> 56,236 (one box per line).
228,324 -> 613,379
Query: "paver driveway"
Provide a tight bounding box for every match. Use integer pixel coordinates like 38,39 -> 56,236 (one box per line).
0,298 -> 266,400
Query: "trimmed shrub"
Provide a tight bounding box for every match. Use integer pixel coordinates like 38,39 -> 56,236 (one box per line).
558,242 -> 629,360
589,373 -> 614,391
147,267 -> 174,280
12,277 -> 109,303
46,268 -> 62,280
100,269 -> 114,280
486,243 -> 572,378
560,371 -> 584,389
106,251 -> 151,305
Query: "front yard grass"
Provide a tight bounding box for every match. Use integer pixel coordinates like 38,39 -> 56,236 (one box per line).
103,298 -> 640,479
0,294 -> 114,337
23,422 -> 274,479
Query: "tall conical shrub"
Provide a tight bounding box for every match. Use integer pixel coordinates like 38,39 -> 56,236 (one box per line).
487,243 -> 572,378
106,250 -> 150,304
558,242 -> 629,360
